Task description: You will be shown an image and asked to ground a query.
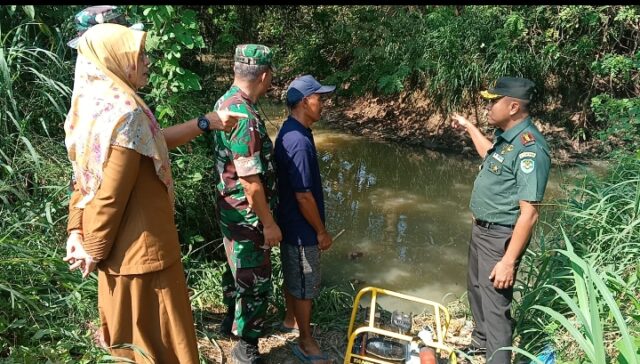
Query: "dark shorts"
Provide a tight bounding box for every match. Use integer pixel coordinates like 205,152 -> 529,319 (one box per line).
280,243 -> 321,300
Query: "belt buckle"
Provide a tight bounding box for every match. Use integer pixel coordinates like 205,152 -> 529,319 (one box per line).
474,218 -> 492,229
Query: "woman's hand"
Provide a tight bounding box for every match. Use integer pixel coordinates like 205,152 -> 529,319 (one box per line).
63,231 -> 99,279
64,230 -> 84,266
205,110 -> 248,133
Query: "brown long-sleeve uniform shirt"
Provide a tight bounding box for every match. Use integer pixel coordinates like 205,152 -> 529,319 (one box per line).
67,146 -> 181,275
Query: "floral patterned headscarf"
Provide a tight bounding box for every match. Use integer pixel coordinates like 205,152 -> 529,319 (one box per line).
64,23 -> 174,209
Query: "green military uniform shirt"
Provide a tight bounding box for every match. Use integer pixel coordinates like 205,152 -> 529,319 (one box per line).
470,117 -> 551,225
211,86 -> 278,269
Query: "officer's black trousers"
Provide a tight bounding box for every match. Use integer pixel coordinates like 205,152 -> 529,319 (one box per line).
467,223 -> 516,364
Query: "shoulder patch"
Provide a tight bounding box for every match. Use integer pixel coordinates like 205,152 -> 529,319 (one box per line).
519,151 -> 537,159
520,132 -> 536,146
520,158 -> 535,174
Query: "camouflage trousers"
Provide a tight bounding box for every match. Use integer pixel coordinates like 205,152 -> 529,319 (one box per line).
221,235 -> 272,340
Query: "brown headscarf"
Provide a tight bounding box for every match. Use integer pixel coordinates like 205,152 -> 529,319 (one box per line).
64,23 -> 174,209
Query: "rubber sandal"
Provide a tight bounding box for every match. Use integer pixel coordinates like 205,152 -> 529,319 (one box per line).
291,343 -> 330,363
276,322 -> 300,334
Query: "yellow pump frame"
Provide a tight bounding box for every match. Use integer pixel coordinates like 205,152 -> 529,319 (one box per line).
344,286 -> 457,364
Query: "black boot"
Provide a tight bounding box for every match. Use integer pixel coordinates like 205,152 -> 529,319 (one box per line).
231,337 -> 264,364
220,306 -> 235,337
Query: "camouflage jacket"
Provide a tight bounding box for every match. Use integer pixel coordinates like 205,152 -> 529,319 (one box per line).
212,86 -> 277,216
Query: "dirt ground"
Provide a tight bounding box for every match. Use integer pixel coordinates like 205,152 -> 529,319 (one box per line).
319,91 -> 605,166
195,307 -> 347,364
195,304 -> 484,364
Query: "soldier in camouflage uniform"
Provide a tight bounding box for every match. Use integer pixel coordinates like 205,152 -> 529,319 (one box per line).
451,77 -> 551,364
211,44 -> 281,364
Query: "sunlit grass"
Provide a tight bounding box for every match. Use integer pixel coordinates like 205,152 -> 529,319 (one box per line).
514,156 -> 640,362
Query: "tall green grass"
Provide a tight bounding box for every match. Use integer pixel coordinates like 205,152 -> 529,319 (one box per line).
0,10 -> 109,362
0,21 -> 71,137
514,156 -> 640,363
0,135 -> 104,362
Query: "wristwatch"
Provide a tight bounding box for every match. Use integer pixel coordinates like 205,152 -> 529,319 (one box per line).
197,115 -> 210,133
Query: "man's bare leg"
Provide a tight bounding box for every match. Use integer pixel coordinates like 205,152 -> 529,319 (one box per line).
288,289 -> 326,359
283,290 -> 299,330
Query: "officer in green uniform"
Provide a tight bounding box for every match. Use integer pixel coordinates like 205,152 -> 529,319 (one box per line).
211,44 -> 281,364
450,77 -> 551,364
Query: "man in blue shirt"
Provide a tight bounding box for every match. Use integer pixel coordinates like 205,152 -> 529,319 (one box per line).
274,75 -> 335,363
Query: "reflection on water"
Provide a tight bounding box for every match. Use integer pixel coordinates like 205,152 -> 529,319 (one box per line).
313,123 -> 477,309
260,103 -> 600,311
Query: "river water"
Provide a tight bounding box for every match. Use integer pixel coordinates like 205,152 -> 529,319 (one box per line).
261,103 -> 599,312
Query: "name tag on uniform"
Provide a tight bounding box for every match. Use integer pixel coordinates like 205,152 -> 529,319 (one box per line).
491,152 -> 504,163
519,151 -> 536,159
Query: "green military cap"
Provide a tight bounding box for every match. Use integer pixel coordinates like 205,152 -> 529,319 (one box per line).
480,76 -> 535,101
234,44 -> 274,68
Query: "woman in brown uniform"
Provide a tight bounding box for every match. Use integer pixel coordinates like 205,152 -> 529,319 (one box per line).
62,23 -> 245,363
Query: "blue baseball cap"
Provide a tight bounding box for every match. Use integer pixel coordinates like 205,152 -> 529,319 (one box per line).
286,75 -> 336,107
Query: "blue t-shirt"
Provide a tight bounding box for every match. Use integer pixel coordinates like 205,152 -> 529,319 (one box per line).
274,116 -> 325,246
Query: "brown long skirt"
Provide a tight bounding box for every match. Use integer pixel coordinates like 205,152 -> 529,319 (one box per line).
98,261 -> 199,364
